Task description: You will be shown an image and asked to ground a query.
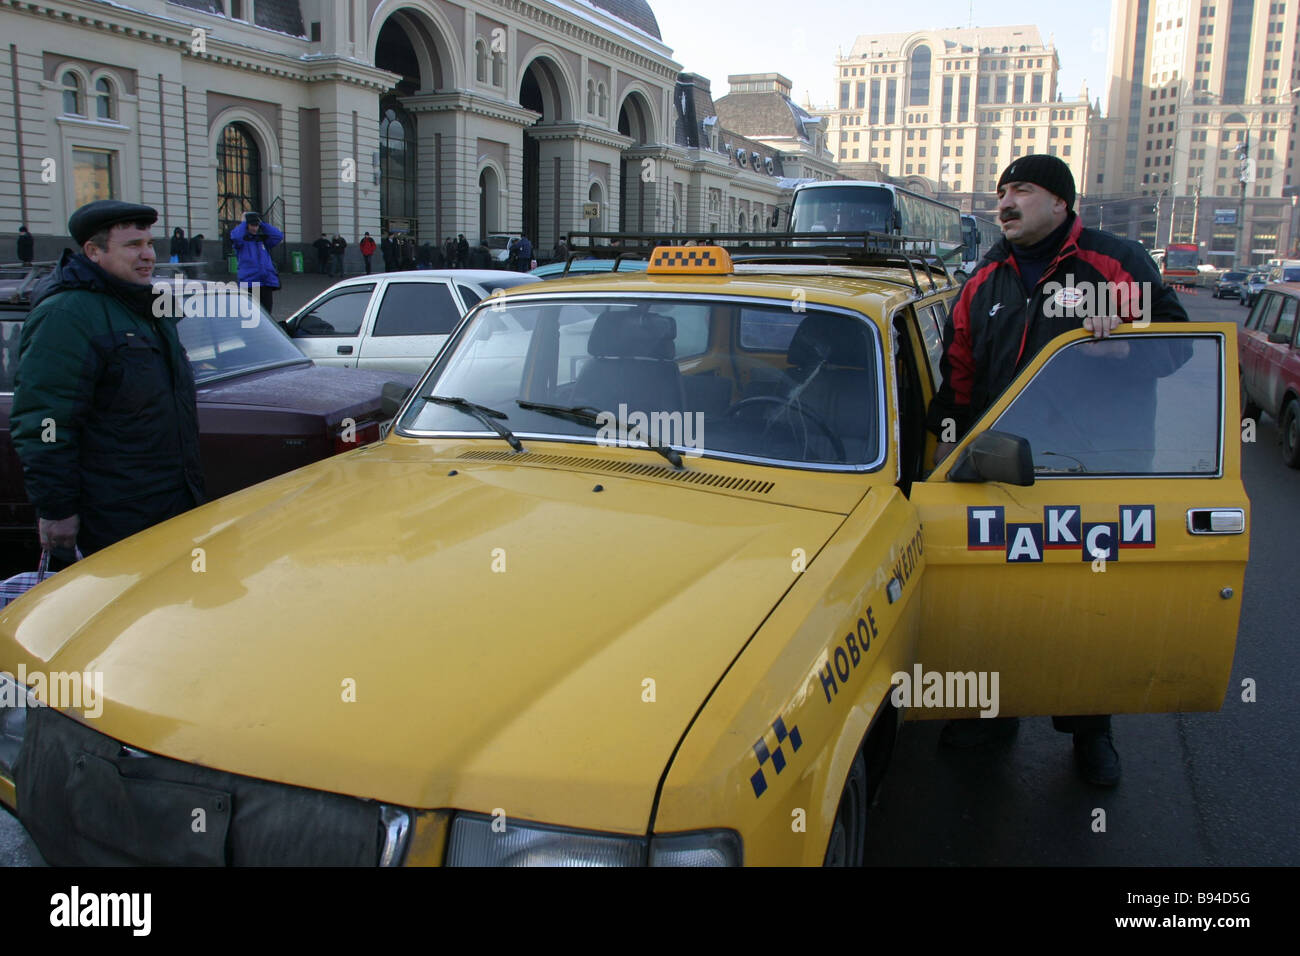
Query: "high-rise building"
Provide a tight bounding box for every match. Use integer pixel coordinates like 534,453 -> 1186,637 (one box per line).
814,26 -> 1097,217
1099,0 -> 1298,262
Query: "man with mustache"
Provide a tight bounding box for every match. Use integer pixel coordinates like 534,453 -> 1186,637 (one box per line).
925,155 -> 1188,786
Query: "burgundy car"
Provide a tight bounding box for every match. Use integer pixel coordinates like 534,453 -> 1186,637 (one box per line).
0,287 -> 415,574
1240,281 -> 1300,467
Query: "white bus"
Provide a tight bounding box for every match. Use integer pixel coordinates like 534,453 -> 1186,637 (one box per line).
787,181 -> 966,273
961,213 -> 1003,275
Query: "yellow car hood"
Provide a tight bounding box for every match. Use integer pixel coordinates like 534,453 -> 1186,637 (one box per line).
1,442 -> 845,833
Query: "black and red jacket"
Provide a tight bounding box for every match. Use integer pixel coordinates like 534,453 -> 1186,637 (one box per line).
926,214 -> 1189,438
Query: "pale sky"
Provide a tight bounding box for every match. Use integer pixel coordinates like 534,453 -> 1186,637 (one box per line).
651,0 -> 1113,111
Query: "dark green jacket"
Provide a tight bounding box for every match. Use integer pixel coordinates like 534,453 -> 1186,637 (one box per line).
11,252 -> 204,552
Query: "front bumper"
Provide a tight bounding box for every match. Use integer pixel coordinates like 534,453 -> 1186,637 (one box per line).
12,706 -> 399,866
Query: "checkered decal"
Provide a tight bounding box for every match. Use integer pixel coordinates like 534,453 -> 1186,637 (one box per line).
750,715 -> 803,797
652,249 -> 720,268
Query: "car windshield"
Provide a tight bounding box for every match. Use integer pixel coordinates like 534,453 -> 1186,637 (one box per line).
175,288 -> 308,382
486,236 -> 512,249
1223,272 -> 1247,281
397,294 -> 885,469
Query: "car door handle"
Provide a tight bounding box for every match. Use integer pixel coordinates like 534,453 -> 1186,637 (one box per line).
337,345 -> 353,355
1186,508 -> 1245,534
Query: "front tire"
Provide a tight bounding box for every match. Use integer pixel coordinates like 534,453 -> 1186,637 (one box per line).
823,748 -> 869,867
1282,399 -> 1300,469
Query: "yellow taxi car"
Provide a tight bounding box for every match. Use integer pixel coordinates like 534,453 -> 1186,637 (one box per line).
0,234 -> 1247,866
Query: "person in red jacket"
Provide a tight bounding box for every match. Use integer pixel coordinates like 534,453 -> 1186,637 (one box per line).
926,155 -> 1189,787
359,232 -> 377,275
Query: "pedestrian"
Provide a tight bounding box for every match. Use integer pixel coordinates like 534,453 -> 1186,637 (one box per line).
230,210 -> 283,317
444,237 -> 456,269
552,235 -> 569,265
16,226 -> 34,266
457,234 -> 469,269
517,234 -> 533,271
925,154 -> 1190,787
9,200 -> 204,559
469,240 -> 493,270
507,236 -> 519,272
360,231 -> 377,274
313,233 -> 331,274
402,237 -> 417,271
168,226 -> 187,263
381,233 -> 395,272
419,239 -> 434,269
189,233 -> 204,261
331,234 -> 347,277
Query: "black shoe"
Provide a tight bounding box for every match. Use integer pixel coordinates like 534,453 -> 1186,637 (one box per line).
1073,730 -> 1121,786
939,716 -> 1019,749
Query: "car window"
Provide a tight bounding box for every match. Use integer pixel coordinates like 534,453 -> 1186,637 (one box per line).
1252,294 -> 1283,333
917,302 -> 946,387
1283,268 -> 1300,283
404,295 -> 885,469
991,335 -> 1217,476
1275,297 -> 1298,343
457,285 -> 483,308
294,287 -> 374,337
0,314 -> 23,392
372,282 -> 460,337
175,291 -> 308,382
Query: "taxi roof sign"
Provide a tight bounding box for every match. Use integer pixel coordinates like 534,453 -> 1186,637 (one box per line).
647,245 -> 733,275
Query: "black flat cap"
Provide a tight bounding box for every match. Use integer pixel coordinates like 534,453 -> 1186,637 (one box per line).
68,200 -> 158,246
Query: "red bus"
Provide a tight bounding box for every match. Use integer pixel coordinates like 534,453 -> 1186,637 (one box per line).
1162,243 -> 1199,286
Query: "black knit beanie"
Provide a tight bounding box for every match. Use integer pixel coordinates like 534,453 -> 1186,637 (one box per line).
997,154 -> 1076,208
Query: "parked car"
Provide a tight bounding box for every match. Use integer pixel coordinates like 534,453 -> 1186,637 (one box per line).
280,270 -> 540,374
0,237 -> 1247,866
1239,281 -> 1300,466
529,258 -> 649,279
484,233 -> 524,267
1241,272 -> 1269,307
0,286 -> 415,575
1213,270 -> 1249,299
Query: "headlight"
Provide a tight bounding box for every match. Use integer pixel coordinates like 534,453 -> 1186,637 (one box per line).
445,813 -> 741,866
0,671 -> 33,778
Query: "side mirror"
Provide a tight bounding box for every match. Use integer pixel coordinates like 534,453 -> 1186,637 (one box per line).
380,381 -> 413,420
947,430 -> 1035,486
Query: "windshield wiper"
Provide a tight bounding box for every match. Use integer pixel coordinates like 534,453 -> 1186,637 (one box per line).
516,400 -> 684,469
429,396 -> 523,451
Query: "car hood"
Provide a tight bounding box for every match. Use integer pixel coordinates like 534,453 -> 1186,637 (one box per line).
196,364 -> 416,416
0,441 -> 843,833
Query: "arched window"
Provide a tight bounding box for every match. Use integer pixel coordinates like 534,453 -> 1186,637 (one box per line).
909,45 -> 931,106
491,50 -> 505,87
587,79 -> 596,115
216,122 -> 263,250
62,72 -> 83,115
598,83 -> 608,118
95,78 -> 113,120
380,102 -> 418,230
475,39 -> 488,84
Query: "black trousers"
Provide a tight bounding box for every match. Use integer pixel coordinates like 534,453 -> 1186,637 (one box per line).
1053,715 -> 1112,734
258,284 -> 274,317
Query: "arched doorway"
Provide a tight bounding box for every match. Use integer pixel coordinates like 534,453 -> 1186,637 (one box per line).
519,56 -> 573,249
216,122 -> 262,255
588,181 -> 605,233
479,167 -> 501,235
618,92 -> 655,231
374,11 -> 452,237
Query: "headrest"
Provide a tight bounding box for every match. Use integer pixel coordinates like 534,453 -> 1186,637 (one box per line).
787,313 -> 873,369
588,310 -> 677,360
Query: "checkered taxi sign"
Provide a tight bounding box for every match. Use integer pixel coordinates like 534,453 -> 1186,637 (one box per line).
647,245 -> 733,275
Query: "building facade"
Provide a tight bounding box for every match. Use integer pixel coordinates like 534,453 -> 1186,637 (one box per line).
814,26 -> 1096,219
1,0 -> 819,260
1096,0 -> 1299,262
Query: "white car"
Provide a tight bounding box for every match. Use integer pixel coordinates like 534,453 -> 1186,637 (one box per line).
484,233 -> 524,267
280,270 -> 540,374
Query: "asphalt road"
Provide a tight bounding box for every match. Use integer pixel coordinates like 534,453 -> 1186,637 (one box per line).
1,287 -> 1292,866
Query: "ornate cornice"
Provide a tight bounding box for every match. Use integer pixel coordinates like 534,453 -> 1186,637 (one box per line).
402,90 -> 543,126
526,120 -> 633,149
493,0 -> 680,82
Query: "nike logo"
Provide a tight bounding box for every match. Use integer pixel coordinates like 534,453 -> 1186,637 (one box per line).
989,303 -> 1004,316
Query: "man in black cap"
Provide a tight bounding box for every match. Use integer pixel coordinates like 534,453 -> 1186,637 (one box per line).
9,199 -> 204,559
926,155 -> 1189,786
16,226 -> 34,266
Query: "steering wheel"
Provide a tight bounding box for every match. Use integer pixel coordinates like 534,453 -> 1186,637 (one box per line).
725,396 -> 846,462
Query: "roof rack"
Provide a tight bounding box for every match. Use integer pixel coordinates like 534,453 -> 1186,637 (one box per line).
564,231 -> 952,294
0,261 -> 57,305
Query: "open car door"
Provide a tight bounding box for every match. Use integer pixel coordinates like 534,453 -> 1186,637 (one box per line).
909,322 -> 1247,718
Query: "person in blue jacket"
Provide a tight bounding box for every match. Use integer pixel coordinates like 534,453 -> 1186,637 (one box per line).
229,211 -> 282,317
